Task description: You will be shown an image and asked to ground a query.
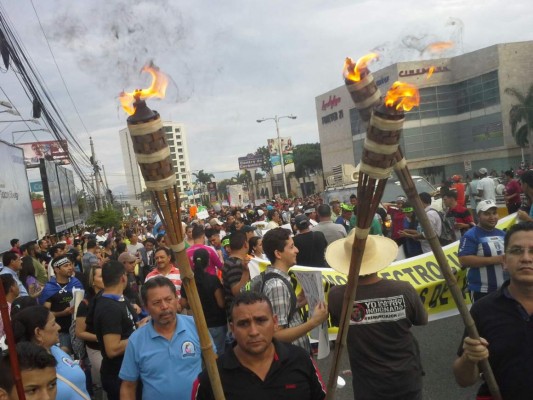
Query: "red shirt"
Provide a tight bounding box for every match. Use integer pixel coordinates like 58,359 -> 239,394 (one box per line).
387,206 -> 405,240
505,179 -> 522,206
452,183 -> 466,207
186,244 -> 222,276
145,265 -> 182,298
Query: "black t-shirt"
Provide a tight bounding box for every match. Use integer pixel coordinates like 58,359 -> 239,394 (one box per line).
328,280 -> 427,399
181,274 -> 226,328
123,273 -> 141,308
93,295 -> 136,376
47,283 -> 74,333
293,231 -> 327,268
77,293 -> 101,350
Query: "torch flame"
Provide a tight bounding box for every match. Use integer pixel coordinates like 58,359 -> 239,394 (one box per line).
423,41 -> 454,54
119,63 -> 169,115
343,52 -> 379,82
384,81 -> 420,111
426,66 -> 436,79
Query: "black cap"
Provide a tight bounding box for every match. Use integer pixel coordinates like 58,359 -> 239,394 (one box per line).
295,214 -> 310,229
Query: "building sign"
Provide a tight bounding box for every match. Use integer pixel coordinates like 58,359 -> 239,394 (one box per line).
375,76 -> 390,86
207,182 -> 218,203
321,95 -> 341,110
321,110 -> 344,125
30,181 -> 43,192
18,140 -> 69,168
238,154 -> 264,170
399,66 -> 450,77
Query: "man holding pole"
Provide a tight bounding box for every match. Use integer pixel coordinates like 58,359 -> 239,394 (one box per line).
327,232 -> 428,400
453,222 -> 533,399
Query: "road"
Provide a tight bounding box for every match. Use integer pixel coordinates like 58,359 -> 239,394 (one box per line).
316,314 -> 479,399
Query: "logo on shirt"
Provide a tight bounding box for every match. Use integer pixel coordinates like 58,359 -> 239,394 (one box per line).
350,295 -> 407,325
181,341 -> 196,358
62,357 -> 77,368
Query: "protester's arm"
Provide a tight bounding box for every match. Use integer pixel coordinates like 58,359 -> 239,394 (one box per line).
214,287 -> 225,309
229,263 -> 250,296
44,301 -> 73,317
75,316 -> 97,342
274,302 -> 328,343
120,380 -> 137,400
453,337 -> 489,387
458,254 -> 504,268
103,333 -> 128,358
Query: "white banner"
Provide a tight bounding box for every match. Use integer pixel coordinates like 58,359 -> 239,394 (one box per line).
0,141 -> 38,253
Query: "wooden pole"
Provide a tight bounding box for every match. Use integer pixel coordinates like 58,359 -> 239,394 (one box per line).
126,98 -> 225,400
393,149 -> 502,400
0,276 -> 26,399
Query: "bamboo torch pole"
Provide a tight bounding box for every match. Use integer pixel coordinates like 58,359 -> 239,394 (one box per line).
393,149 -> 502,400
0,276 -> 26,399
325,106 -> 403,399
124,95 -> 225,400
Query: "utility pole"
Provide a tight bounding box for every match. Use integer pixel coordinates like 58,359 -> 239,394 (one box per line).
90,136 -> 103,211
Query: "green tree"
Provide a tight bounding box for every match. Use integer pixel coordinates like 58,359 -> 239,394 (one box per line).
256,146 -> 272,174
193,170 -> 215,184
87,207 -> 123,229
293,143 -> 323,178
217,179 -> 233,200
505,85 -> 533,158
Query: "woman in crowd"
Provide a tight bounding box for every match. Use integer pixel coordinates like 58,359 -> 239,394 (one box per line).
101,239 -> 114,260
12,305 -> 90,400
181,248 -> 227,356
19,259 -> 43,298
247,236 -> 269,279
76,265 -> 104,400
185,225 -> 195,248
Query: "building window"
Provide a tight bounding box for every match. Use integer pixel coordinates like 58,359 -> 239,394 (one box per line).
170,146 -> 175,153
171,153 -> 176,160
164,126 -> 172,132
175,128 -> 181,133
179,155 -> 184,160
180,161 -> 185,166
177,141 -> 182,146
178,148 -> 183,153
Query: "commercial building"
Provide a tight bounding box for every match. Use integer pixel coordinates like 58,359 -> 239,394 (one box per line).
316,41 -> 533,184
119,121 -> 191,209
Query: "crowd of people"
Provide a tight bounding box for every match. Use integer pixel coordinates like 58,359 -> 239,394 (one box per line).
1,170 -> 533,399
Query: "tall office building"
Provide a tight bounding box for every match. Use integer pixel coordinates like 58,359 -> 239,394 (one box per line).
119,121 -> 191,208
316,41 -> 533,183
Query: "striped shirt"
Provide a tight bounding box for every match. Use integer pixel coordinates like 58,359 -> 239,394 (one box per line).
458,226 -> 506,293
263,267 -> 310,354
145,265 -> 182,298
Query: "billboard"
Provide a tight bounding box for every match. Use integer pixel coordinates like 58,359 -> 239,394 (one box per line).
238,154 -> 264,170
40,159 -> 80,233
0,141 -> 38,253
18,140 -> 69,168
267,137 -> 295,174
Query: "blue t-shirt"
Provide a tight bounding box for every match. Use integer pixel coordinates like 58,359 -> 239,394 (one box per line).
51,346 -> 90,400
119,314 -> 206,399
458,226 -> 506,293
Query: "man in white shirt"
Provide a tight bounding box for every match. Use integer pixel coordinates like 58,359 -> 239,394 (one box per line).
477,168 -> 496,201
401,192 -> 442,254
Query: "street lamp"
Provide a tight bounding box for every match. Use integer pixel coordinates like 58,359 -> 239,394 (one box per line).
11,128 -> 51,144
0,109 -> 20,116
257,114 -> 297,198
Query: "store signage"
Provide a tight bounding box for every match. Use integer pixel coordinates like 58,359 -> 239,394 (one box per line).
399,66 -> 450,77
321,95 -> 341,110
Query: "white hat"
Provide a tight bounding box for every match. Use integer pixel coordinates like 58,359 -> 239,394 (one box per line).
478,167 -> 488,175
476,199 -> 497,214
209,218 -> 224,226
257,209 -> 264,217
326,230 -> 398,276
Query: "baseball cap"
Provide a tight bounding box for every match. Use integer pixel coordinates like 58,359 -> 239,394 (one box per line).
304,208 -> 316,215
257,209 -> 264,217
295,214 -> 310,229
396,195 -> 407,203
241,225 -> 256,233
118,252 -> 137,263
478,167 -> 488,175
476,199 -> 497,214
209,218 -> 224,226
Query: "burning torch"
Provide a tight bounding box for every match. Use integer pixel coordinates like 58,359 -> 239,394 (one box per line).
326,55 -> 502,400
120,64 -> 225,400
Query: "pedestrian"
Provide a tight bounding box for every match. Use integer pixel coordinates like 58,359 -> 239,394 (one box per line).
0,251 -> 28,297
312,204 -> 347,245
293,215 -> 327,268
120,276 -> 205,399
328,232 -> 428,400
503,170 -> 522,214
191,292 -> 327,400
458,199 -> 506,302
477,168 -> 496,201
453,222 -> 533,399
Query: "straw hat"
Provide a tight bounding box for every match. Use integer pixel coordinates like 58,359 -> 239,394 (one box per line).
326,230 -> 398,276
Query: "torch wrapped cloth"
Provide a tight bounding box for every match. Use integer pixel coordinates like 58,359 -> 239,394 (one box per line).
126,97 -> 225,400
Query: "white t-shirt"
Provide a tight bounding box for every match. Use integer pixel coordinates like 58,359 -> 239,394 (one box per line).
477,177 -> 496,201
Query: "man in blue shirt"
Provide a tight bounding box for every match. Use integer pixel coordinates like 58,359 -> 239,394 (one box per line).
0,251 -> 28,297
119,276 -> 205,400
458,199 -> 506,302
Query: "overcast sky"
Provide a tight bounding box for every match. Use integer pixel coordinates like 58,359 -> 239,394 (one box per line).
0,0 -> 531,194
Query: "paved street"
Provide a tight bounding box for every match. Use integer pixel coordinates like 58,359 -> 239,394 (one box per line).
317,314 -> 479,399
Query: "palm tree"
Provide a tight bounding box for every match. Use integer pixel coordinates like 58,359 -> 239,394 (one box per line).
505,85 -> 533,160
192,169 -> 214,185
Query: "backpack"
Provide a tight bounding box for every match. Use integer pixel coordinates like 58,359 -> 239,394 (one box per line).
242,272 -> 297,323
430,208 -> 456,245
